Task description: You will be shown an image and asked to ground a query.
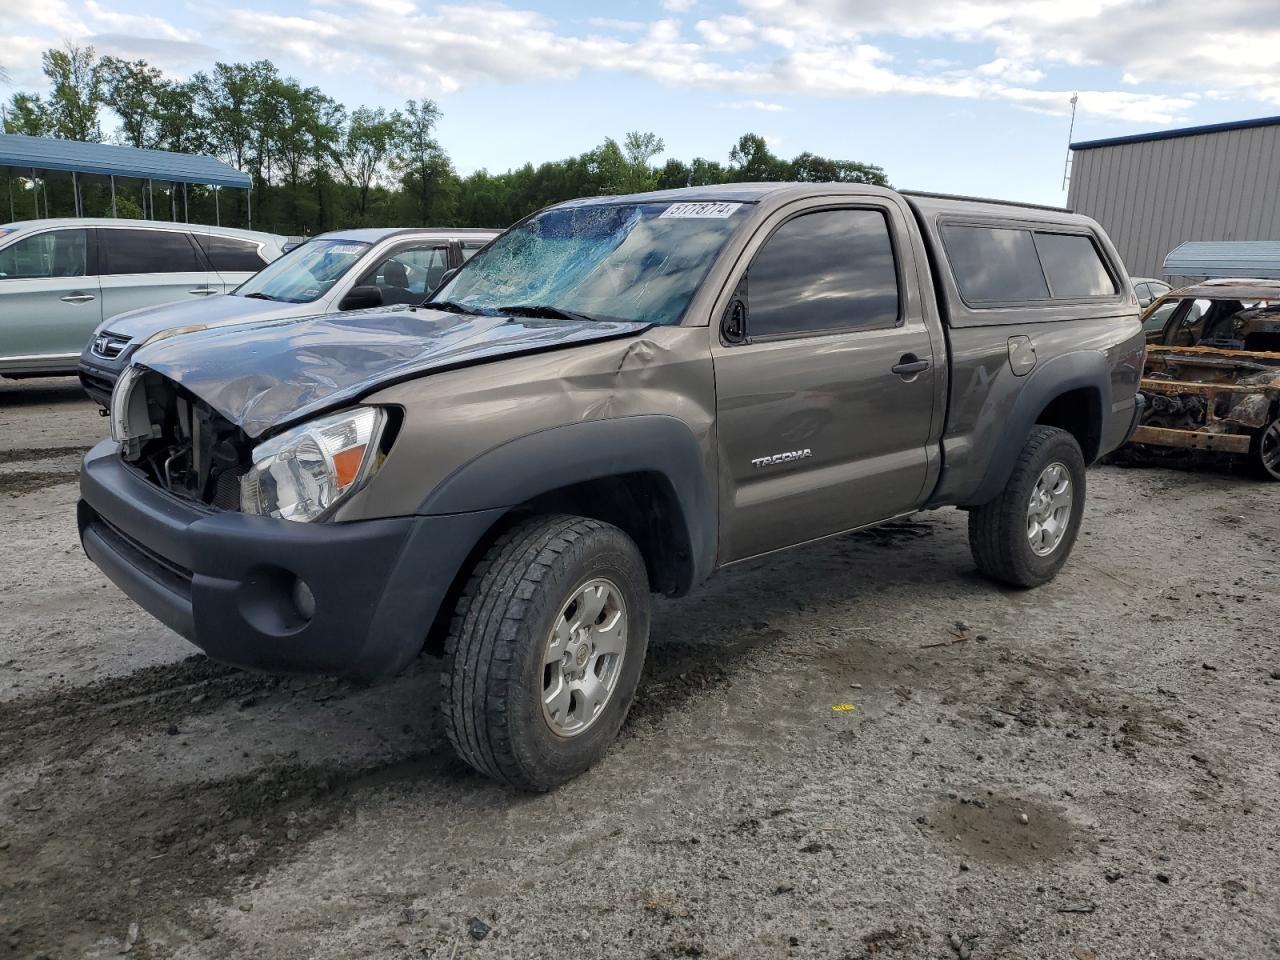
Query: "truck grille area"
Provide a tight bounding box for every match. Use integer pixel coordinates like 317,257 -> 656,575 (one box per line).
119,372 -> 250,509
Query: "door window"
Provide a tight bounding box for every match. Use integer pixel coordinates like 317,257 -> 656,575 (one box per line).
0,230 -> 89,279
193,234 -> 267,272
460,243 -> 486,262
1033,233 -> 1117,298
356,245 -> 450,305
102,229 -> 202,275
746,209 -> 900,338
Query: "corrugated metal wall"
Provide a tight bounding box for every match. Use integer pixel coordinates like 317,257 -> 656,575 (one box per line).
1067,123 -> 1280,280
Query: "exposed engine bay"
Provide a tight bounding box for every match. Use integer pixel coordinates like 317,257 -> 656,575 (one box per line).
111,367 -> 250,509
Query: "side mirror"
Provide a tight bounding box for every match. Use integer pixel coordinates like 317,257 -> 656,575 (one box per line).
339,285 -> 383,311
1138,296 -> 1152,308
721,298 -> 748,344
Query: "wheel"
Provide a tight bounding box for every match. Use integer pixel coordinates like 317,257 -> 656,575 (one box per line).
441,514 -> 650,791
1249,418 -> 1280,481
968,426 -> 1086,588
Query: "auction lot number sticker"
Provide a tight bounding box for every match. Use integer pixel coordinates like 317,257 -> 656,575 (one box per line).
659,202 -> 742,219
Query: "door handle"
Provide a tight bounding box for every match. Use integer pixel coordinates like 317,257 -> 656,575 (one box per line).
891,354 -> 931,378
188,287 -> 218,295
60,293 -> 96,304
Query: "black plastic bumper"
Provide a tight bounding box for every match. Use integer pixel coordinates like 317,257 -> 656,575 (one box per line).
79,440 -> 503,679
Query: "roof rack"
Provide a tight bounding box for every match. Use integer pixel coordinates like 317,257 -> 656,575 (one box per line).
901,190 -> 1072,214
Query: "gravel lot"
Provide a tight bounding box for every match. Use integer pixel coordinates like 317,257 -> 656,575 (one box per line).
2,376 -> 1278,960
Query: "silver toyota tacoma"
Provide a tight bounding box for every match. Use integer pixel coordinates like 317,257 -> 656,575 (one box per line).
78,184 -> 1145,790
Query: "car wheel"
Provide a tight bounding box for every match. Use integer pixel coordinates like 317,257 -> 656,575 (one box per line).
1250,417 -> 1280,481
441,514 -> 650,791
968,426 -> 1086,588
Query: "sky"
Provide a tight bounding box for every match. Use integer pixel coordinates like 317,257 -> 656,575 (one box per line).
4,0 -> 1280,206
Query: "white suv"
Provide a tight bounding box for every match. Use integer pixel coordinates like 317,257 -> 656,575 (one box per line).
0,219 -> 286,378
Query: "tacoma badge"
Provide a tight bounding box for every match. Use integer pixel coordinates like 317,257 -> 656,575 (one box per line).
752,448 -> 813,468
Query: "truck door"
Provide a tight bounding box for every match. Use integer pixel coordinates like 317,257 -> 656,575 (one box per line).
711,199 -> 940,563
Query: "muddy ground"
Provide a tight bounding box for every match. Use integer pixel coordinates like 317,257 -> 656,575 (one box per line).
1,376 -> 1277,960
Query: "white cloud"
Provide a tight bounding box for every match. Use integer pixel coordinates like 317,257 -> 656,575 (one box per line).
718,99 -> 789,111
661,0 -> 696,11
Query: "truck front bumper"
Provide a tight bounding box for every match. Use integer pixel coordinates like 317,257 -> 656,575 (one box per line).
78,440 -> 502,679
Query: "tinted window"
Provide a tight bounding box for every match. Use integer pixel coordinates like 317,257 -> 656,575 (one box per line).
460,243 -> 486,262
747,209 -> 899,338
0,230 -> 89,279
941,225 -> 1049,303
103,229 -> 201,275
194,234 -> 267,272
1034,233 -> 1116,298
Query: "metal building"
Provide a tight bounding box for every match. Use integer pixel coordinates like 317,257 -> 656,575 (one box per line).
1066,115 -> 1280,280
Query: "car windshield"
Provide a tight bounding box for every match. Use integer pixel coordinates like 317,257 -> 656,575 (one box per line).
432,201 -> 751,325
234,238 -> 370,304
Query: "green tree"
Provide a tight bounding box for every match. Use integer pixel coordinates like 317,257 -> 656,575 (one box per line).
42,44 -> 104,141
393,98 -> 445,223
727,133 -> 788,181
100,57 -> 173,149
342,106 -> 398,221
3,93 -> 53,136
788,151 -> 889,186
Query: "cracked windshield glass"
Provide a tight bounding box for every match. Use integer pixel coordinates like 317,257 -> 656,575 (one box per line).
434,201 -> 750,325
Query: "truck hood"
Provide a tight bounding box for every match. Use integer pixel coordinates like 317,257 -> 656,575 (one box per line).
132,306 -> 651,438
101,293 -> 303,341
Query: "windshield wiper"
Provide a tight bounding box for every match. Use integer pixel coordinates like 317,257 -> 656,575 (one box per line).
241,292 -> 277,301
422,299 -> 484,315
497,304 -> 602,323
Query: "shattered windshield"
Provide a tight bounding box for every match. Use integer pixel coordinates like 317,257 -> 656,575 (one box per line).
433,201 -> 751,325
234,239 -> 371,304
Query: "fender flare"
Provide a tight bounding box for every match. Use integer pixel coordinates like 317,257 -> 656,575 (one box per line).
960,350 -> 1109,508
418,415 -> 717,587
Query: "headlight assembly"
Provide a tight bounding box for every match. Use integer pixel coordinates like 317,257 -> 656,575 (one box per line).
240,407 -> 388,522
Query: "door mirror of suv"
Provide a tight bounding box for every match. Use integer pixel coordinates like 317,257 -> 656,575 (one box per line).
339,285 -> 383,311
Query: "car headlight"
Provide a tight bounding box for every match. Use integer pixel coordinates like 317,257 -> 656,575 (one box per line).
240,407 -> 388,522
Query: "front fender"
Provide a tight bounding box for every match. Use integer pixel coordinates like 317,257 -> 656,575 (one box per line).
418,415 -> 717,586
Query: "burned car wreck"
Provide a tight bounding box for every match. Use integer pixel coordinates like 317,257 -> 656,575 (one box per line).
1130,279 -> 1280,479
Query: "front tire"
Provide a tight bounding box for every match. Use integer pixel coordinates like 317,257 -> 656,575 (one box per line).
441,515 -> 650,791
969,426 -> 1086,588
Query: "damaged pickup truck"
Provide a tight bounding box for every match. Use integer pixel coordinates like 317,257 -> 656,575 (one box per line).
1133,278 -> 1280,480
79,184 -> 1144,789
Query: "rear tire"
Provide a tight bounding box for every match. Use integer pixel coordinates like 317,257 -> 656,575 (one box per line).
1249,417 -> 1280,481
441,514 -> 650,791
969,426 -> 1086,588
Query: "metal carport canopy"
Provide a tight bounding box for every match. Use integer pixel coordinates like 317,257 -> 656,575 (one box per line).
0,133 -> 249,188
1164,241 -> 1280,280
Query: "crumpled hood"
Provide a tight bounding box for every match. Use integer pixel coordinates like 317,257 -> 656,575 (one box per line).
102,293 -> 303,341
132,305 -> 650,438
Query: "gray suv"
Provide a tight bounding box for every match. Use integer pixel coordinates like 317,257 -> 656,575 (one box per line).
79,184 -> 1144,790
77,226 -> 498,405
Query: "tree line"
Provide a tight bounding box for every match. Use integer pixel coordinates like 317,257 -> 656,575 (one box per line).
2,44 -> 890,235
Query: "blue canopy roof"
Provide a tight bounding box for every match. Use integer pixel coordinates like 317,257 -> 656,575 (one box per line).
1164,241 -> 1280,280
0,134 -> 250,189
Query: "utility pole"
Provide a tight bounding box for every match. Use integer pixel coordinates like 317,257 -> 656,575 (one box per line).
1061,93 -> 1079,192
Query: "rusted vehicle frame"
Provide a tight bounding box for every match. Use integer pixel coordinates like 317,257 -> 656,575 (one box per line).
1132,280 -> 1280,477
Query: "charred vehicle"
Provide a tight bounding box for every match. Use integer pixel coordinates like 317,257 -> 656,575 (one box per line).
1132,279 -> 1280,479
79,184 -> 1144,789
